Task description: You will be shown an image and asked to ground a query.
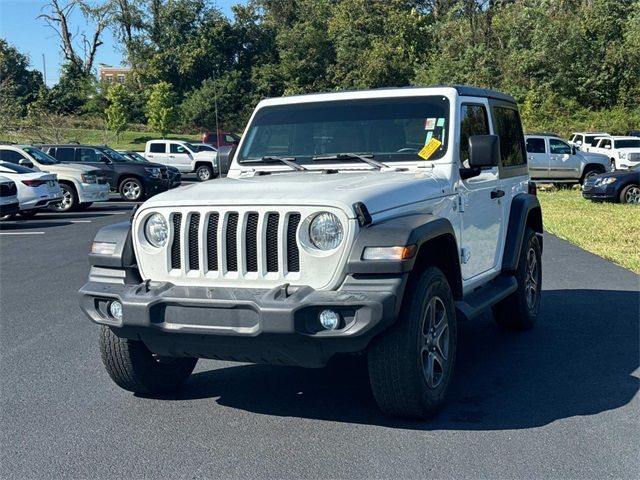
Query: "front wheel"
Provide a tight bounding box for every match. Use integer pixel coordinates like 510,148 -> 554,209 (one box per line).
619,184 -> 640,204
368,267 -> 457,419
580,167 -> 602,184
50,183 -> 77,212
195,164 -> 213,181
119,178 -> 144,201
99,326 -> 197,394
493,227 -> 542,330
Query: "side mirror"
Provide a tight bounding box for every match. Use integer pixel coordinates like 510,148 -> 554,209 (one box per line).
604,144 -> 611,149
18,159 -> 34,168
216,145 -> 236,177
571,146 -> 577,155
468,135 -> 500,168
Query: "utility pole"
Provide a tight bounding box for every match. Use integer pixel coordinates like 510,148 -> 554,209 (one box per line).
42,54 -> 47,86
212,69 -> 220,144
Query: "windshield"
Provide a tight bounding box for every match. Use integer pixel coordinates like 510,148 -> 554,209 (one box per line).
615,139 -> 640,149
584,135 -> 601,145
102,148 -> 129,162
121,151 -> 148,163
239,96 -> 450,164
0,161 -> 36,174
23,147 -> 59,165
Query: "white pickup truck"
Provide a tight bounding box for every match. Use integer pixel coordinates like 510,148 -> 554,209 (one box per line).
589,136 -> 640,170
144,140 -> 219,181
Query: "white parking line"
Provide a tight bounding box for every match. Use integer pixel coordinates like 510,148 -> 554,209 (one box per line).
0,232 -> 45,235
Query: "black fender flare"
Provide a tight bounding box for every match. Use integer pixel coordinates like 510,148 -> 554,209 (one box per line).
88,221 -> 136,268
502,193 -> 543,272
346,214 -> 458,275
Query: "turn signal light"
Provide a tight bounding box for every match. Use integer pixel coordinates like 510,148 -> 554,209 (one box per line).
362,245 -> 417,261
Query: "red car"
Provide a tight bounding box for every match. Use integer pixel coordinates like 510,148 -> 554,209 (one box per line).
202,131 -> 240,148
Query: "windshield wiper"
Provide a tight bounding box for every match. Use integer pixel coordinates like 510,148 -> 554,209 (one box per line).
312,153 -> 388,170
245,155 -> 307,171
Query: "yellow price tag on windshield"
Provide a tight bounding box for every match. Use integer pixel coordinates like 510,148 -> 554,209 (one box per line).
418,138 -> 442,160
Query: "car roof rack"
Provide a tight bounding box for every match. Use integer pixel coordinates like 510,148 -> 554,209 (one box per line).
525,132 -> 560,137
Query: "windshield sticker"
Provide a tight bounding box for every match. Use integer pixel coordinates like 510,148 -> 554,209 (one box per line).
436,118 -> 445,127
424,118 -> 436,130
418,138 -> 442,160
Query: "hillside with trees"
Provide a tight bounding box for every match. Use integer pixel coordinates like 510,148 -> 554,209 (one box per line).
1,0 -> 639,144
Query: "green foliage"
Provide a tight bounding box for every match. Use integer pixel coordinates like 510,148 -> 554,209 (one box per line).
0,39 -> 45,112
105,83 -> 130,142
145,81 -> 179,137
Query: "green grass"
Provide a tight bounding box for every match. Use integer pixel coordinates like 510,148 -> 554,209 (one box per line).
9,127 -> 199,151
538,188 -> 640,273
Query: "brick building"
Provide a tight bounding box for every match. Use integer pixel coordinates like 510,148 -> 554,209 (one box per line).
98,65 -> 131,84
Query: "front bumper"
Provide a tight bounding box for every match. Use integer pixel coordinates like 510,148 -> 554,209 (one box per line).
79,267 -> 404,367
582,182 -> 617,201
0,201 -> 19,216
143,177 -> 171,197
78,183 -> 110,203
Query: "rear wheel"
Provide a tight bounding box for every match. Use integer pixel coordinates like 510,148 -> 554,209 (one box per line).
99,326 -> 197,394
119,178 -> 144,201
619,184 -> 640,204
195,164 -> 213,181
493,227 -> 542,330
49,183 -> 77,212
368,267 -> 457,419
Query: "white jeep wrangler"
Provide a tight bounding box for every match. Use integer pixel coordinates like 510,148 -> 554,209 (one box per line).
80,86 -> 543,419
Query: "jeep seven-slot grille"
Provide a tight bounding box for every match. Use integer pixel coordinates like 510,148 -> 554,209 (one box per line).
169,210 -> 302,277
171,213 -> 182,269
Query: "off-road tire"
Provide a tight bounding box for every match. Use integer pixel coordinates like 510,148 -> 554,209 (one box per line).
195,164 -> 213,181
493,227 -> 542,330
368,267 -> 457,419
99,325 -> 197,394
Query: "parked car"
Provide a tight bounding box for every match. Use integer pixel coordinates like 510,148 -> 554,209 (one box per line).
582,163 -> 640,204
568,132 -> 609,152
0,145 -> 110,212
37,144 -> 171,201
201,131 -> 240,149
190,143 -> 218,153
589,136 -> 640,170
0,162 -> 62,218
118,150 -> 182,188
144,140 -> 219,181
525,134 -> 610,183
627,130 -> 640,137
81,85 -> 544,420
0,175 -> 19,218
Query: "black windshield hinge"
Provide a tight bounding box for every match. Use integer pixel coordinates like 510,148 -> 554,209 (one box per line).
354,202 -> 372,227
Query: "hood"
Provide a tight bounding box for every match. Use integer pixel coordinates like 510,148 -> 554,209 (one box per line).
594,168 -> 640,180
141,169 -> 447,216
36,162 -> 97,175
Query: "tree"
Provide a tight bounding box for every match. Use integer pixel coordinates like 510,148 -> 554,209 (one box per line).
0,40 -> 45,109
146,81 -> 179,137
39,0 -> 113,76
105,83 -> 129,142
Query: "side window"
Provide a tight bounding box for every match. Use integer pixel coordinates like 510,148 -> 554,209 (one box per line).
79,148 -> 100,162
224,134 -> 236,143
602,139 -> 611,148
549,139 -> 572,154
459,104 -> 490,164
170,143 -> 187,154
0,149 -> 26,163
55,147 -> 76,162
526,138 -> 546,154
149,142 -> 165,153
492,106 -> 526,167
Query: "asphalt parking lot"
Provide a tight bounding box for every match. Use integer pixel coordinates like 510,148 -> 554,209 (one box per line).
0,198 -> 638,479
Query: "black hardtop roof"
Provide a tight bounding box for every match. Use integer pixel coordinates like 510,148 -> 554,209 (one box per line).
35,144 -> 111,148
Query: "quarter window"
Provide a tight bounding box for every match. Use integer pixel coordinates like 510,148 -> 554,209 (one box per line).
549,139 -> 572,154
493,107 -> 526,167
459,104 -> 489,165
526,138 -> 546,154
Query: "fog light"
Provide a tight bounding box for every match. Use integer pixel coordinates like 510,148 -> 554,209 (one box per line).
319,309 -> 340,330
109,300 -> 123,320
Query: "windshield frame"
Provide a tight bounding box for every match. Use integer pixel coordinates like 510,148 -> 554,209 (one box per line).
101,147 -> 130,162
22,146 -> 60,165
237,95 -> 451,166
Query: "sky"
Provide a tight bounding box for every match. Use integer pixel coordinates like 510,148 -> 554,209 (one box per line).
0,0 -> 241,86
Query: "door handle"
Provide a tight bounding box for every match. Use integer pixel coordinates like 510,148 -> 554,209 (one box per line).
148,155 -> 154,158
491,189 -> 505,199
169,155 -> 175,158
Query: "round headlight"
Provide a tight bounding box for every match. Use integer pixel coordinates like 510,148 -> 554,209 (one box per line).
144,213 -> 168,247
309,212 -> 344,250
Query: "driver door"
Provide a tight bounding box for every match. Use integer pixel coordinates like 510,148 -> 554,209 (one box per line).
168,143 -> 193,172
548,138 -> 580,179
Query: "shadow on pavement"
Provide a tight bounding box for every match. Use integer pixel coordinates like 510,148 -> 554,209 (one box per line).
0,220 -> 72,230
147,288 -> 639,430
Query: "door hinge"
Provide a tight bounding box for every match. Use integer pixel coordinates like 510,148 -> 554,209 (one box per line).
460,248 -> 470,264
458,195 -> 465,213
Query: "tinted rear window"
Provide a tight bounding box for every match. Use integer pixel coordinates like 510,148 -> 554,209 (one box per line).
526,138 -> 546,154
149,143 -> 165,153
492,107 -> 526,167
